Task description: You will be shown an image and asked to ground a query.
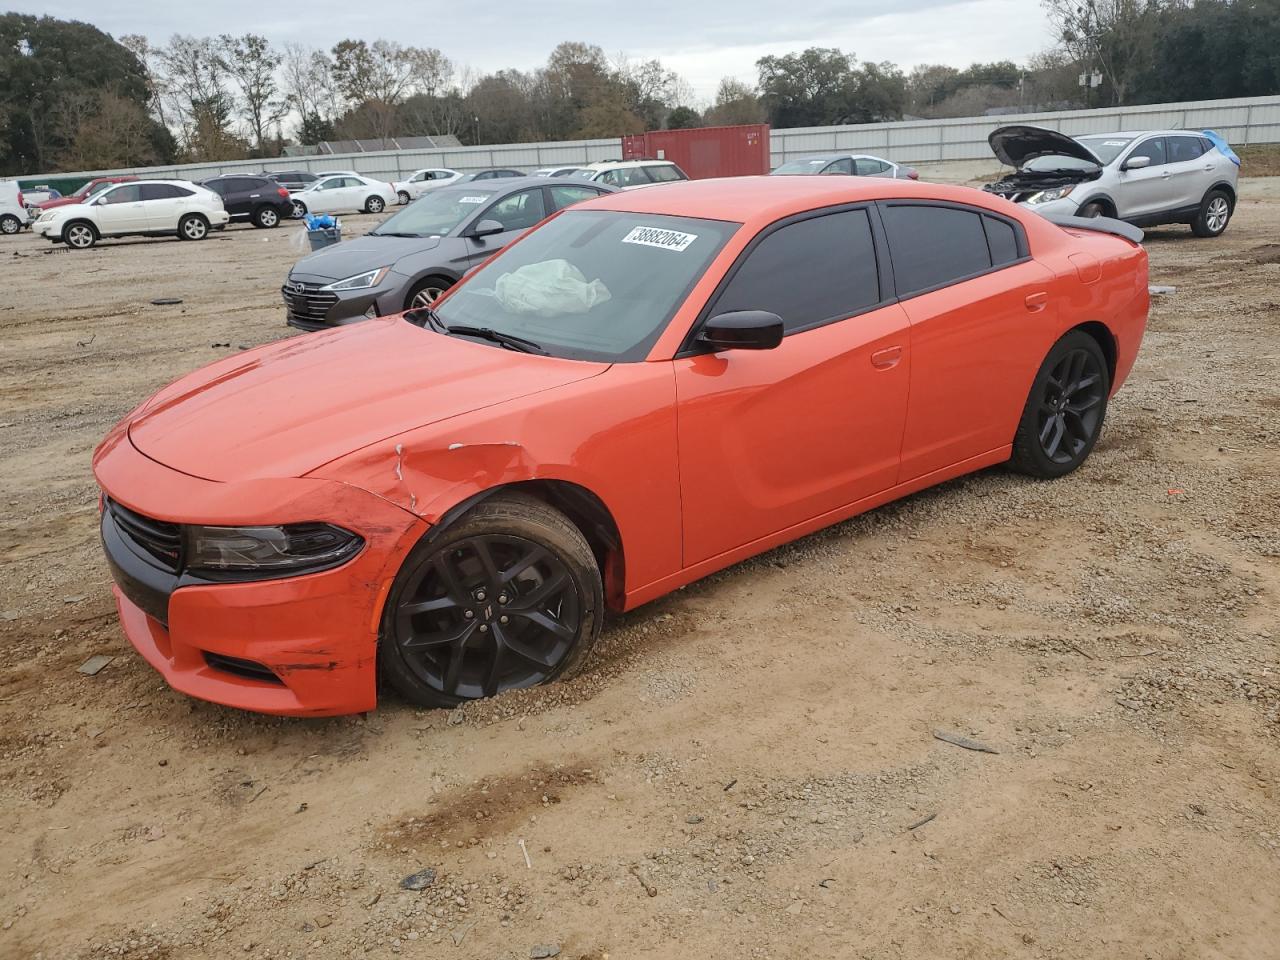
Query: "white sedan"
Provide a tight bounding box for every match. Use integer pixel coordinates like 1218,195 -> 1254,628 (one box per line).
392,168 -> 462,204
33,180 -> 229,249
290,175 -> 398,218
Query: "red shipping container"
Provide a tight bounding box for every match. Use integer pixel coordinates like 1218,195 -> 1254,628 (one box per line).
620,124 -> 771,179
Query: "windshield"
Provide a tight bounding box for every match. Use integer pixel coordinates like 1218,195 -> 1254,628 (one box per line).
773,158 -> 831,175
1075,136 -> 1134,166
1024,155 -> 1101,173
429,210 -> 740,362
371,188 -> 500,238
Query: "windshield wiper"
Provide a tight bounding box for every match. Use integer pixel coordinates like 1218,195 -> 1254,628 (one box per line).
371,231 -> 424,238
444,325 -> 546,355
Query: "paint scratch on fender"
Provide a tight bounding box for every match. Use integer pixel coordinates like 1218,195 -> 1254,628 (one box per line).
394,443 -> 404,481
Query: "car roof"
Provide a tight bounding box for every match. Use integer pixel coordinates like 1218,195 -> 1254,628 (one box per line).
585,159 -> 677,170
438,176 -> 600,195
576,175 -> 1015,226
1078,130 -> 1205,139
785,153 -> 891,162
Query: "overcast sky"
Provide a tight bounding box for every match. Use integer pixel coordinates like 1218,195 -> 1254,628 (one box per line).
23,0 -> 1052,102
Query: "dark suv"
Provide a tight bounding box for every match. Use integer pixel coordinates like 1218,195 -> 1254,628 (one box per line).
265,170 -> 320,191
199,175 -> 294,228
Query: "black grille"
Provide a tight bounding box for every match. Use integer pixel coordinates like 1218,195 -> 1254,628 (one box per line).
281,281 -> 338,325
106,498 -> 182,571
204,652 -> 284,684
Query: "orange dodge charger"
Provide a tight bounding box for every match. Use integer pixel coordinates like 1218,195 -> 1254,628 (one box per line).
94,176 -> 1148,716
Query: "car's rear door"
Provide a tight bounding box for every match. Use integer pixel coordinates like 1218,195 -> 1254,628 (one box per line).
673,206 -> 912,566
139,183 -> 186,230
1115,136 -> 1170,219
880,200 -> 1056,481
1165,135 -> 1213,211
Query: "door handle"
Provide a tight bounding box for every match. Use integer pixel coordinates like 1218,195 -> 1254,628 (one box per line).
870,345 -> 903,369
1025,291 -> 1049,312
1160,171 -> 1171,179
1203,165 -> 1214,172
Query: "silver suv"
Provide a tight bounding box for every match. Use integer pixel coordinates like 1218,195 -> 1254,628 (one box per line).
984,126 -> 1240,238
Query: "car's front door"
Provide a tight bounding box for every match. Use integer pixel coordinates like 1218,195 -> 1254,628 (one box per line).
673,207 -> 911,566
309,177 -> 348,214
462,187 -> 548,268
878,201 -> 1057,480
1115,136 -> 1169,219
93,184 -> 148,233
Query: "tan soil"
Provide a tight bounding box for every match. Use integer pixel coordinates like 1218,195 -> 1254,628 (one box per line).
1,188 -> 1278,960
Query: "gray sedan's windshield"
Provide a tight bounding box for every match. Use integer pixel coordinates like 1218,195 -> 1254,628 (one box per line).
428,210 -> 740,362
371,189 -> 500,238
772,158 -> 831,175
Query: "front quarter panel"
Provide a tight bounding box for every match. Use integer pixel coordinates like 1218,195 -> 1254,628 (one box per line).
307,362 -> 683,607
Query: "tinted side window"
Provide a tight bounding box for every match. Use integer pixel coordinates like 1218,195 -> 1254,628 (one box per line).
881,204 -> 992,295
824,158 -> 854,175
854,158 -> 886,175
982,215 -> 1020,265
102,184 -> 143,204
1127,137 -> 1166,166
646,164 -> 684,182
482,189 -> 547,231
139,184 -> 185,200
711,210 -> 881,333
203,180 -> 228,196
1168,135 -> 1206,163
549,185 -> 605,210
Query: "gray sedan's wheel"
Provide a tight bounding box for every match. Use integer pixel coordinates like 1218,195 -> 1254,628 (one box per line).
365,195 -> 386,214
406,277 -> 452,310
64,221 -> 97,249
0,214 -> 20,235
179,214 -> 208,241
1192,190 -> 1231,238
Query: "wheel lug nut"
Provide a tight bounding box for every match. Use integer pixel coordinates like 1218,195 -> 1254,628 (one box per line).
476,592 -> 486,601
500,616 -> 509,624
479,624 -> 488,632
498,595 -> 508,604
464,610 -> 474,619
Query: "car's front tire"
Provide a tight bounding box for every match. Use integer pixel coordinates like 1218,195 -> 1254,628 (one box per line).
1191,189 -> 1232,238
405,276 -> 453,310
1008,330 -> 1110,479
380,492 -> 603,708
63,220 -> 98,249
179,214 -> 209,241
0,214 -> 21,235
291,199 -> 307,219
252,205 -> 280,229
365,195 -> 386,214
1077,201 -> 1107,218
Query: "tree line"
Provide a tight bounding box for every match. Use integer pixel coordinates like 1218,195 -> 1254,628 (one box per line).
1,1 -> 1277,176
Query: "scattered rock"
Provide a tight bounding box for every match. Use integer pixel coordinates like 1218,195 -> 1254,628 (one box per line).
932,730 -> 1000,754
399,867 -> 438,891
77,655 -> 114,676
531,946 -> 561,959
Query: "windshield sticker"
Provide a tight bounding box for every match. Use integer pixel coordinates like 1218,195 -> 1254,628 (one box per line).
459,195 -> 488,204
622,225 -> 698,251
1102,140 -> 1128,146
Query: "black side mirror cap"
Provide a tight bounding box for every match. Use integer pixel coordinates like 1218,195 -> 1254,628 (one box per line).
469,219 -> 504,239
697,311 -> 784,351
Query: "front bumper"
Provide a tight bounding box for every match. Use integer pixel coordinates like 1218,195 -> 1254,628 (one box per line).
93,426 -> 428,716
282,273 -> 406,332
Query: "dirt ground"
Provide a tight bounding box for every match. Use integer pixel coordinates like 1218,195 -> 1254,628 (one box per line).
2,182 -> 1278,960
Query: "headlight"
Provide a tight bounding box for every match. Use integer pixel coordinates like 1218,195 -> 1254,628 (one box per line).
1026,186 -> 1075,204
185,523 -> 363,578
321,267 -> 391,291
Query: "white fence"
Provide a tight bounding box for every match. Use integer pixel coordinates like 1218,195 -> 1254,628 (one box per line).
769,95 -> 1280,167
22,95 -> 1280,186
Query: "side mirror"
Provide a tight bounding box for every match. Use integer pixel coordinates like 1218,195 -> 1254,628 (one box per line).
1122,155 -> 1151,171
698,311 -> 784,351
469,219 -> 505,239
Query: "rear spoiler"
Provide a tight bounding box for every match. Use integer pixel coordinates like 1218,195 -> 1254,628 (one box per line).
1042,212 -> 1144,245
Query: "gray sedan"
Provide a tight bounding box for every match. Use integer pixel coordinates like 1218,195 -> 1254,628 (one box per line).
771,153 -> 919,180
282,177 -> 616,331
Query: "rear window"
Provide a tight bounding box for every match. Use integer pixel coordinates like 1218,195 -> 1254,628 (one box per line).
881,203 -> 996,296
982,215 -> 1020,266
431,210 -> 740,362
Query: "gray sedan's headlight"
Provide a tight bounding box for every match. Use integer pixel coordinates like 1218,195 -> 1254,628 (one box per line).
321,266 -> 391,291
1026,186 -> 1075,204
186,523 -> 363,578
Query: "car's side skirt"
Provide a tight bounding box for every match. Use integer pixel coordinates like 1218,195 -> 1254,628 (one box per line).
622,444 -> 1012,611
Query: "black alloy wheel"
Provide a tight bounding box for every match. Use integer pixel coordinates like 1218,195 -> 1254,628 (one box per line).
381,493 -> 602,707
1009,330 -> 1110,478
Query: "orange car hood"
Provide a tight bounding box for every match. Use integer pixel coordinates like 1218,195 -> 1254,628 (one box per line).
127,318 -> 608,482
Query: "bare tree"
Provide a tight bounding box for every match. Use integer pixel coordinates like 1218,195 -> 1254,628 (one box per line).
157,34 -> 237,155
219,33 -> 285,152
1042,0 -> 1159,105
280,43 -> 342,141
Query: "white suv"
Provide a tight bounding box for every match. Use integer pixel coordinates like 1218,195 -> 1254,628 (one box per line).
34,180 -> 230,248
570,160 -> 688,190
1,180 -> 31,236
985,126 -> 1241,237
392,168 -> 462,204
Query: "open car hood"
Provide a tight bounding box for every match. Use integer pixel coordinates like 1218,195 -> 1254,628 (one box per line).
989,125 -> 1102,169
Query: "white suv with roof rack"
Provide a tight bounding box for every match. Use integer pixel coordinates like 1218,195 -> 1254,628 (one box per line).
33,179 -> 229,248
570,160 -> 688,190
